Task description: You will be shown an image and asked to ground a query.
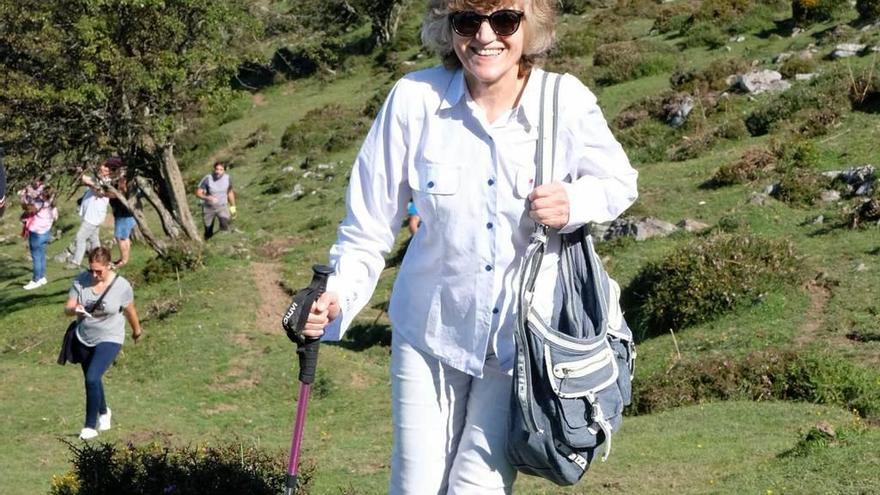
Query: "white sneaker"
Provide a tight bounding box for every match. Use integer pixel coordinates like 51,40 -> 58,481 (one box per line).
23,279 -> 42,290
79,427 -> 99,440
98,408 -> 112,431
35,277 -> 47,287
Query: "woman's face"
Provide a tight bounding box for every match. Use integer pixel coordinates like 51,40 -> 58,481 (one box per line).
89,261 -> 112,283
452,3 -> 525,92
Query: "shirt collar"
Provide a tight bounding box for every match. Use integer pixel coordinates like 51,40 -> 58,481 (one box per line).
436,66 -> 545,129
515,67 -> 545,130
438,68 -> 467,112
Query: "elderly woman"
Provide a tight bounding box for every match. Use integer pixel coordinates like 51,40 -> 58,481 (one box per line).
302,1 -> 637,492
64,247 -> 142,440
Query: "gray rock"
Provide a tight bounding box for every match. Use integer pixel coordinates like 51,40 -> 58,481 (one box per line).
831,43 -> 866,59
677,218 -> 710,232
285,183 -> 305,199
665,96 -> 694,128
282,165 -> 295,173
823,165 -> 876,197
734,70 -> 791,94
730,35 -> 746,43
602,216 -> 678,242
774,52 -> 793,63
820,190 -> 841,202
763,183 -> 779,195
795,73 -> 817,81
812,215 -> 825,225
749,192 -> 769,205
855,262 -> 868,272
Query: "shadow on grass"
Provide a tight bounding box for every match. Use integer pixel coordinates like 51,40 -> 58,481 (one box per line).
0,287 -> 69,314
332,322 -> 392,351
755,18 -> 796,39
0,257 -> 30,284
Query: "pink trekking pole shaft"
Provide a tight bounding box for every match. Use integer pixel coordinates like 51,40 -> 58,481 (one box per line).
281,264 -> 333,495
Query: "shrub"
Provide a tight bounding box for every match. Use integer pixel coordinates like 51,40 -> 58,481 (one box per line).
667,131 -> 718,162
679,21 -> 728,49
709,148 -> 778,187
50,441 -> 302,495
745,69 -> 851,136
856,0 -> 880,21
692,0 -> 756,25
849,71 -> 880,113
786,107 -> 843,137
792,0 -> 850,26
281,104 -> 371,158
623,233 -> 801,335
272,41 -> 341,80
616,120 -> 679,163
142,245 -> 204,284
773,167 -> 829,206
559,0 -> 593,15
779,55 -> 817,79
593,40 -> 679,85
670,57 -> 752,93
630,349 -> 880,417
653,1 -> 699,34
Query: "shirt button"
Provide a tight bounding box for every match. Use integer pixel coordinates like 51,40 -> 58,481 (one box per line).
427,181 -> 435,188
486,222 -> 493,229
492,307 -> 500,314
485,265 -> 493,271
487,178 -> 495,186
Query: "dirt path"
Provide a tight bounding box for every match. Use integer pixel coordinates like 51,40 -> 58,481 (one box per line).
794,278 -> 831,347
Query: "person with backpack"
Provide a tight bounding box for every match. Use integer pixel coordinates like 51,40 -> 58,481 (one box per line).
64,246 -> 142,440
22,186 -> 58,290
195,161 -> 236,240
294,1 -> 637,493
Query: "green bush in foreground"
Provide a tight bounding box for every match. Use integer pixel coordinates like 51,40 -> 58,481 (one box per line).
593,40 -> 679,85
142,245 -> 204,284
50,441 -> 301,495
623,233 -> 801,336
631,349 -> 880,418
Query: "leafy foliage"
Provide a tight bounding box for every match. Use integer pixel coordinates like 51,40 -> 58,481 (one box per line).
142,244 -> 205,284
623,233 -> 801,336
49,441 -> 302,495
670,57 -> 752,93
856,0 -> 880,21
709,147 -> 778,187
792,0 -> 851,26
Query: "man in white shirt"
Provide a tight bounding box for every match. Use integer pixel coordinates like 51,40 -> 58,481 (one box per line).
62,164 -> 111,268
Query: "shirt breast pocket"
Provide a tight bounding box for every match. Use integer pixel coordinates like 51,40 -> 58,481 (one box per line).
408,161 -> 460,195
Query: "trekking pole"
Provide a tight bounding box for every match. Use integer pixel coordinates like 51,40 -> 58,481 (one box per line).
281,264 -> 334,495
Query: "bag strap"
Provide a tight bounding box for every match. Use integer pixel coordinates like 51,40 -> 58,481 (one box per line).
90,273 -> 119,311
513,70 -> 563,435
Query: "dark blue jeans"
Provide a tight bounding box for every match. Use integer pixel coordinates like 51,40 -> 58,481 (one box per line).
28,231 -> 50,281
74,340 -> 122,428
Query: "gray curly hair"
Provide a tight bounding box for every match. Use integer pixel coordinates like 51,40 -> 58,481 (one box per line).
421,0 -> 557,75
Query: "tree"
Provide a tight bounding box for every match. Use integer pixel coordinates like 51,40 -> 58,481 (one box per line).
293,0 -> 413,47
0,0 -> 259,253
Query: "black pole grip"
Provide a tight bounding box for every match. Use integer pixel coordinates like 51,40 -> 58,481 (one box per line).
281,264 -> 334,384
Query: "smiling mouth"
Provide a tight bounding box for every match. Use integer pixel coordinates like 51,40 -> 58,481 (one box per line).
472,47 -> 504,56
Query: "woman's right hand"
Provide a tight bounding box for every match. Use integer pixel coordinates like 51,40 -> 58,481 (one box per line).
301,291 -> 340,339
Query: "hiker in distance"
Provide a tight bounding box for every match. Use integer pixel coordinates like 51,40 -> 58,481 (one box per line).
195,161 -> 236,240
64,247 -> 142,440
299,0 -> 637,493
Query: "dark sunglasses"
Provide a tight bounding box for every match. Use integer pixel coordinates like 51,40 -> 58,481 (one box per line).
449,9 -> 524,38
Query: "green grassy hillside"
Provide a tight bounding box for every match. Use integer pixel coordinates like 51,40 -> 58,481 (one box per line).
2,1 -> 879,493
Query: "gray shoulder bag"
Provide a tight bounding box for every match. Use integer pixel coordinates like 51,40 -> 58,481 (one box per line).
506,71 -> 636,486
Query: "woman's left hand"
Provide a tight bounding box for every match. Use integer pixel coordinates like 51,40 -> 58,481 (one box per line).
132,327 -> 142,343
528,182 -> 570,230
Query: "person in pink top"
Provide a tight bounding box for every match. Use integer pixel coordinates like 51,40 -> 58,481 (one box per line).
23,186 -> 58,290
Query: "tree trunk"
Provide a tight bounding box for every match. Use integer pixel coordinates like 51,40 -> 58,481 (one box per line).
103,183 -> 167,256
134,175 -> 182,239
373,0 -> 411,46
157,143 -> 203,244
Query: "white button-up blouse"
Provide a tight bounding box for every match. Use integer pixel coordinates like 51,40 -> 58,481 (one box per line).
323,66 -> 638,377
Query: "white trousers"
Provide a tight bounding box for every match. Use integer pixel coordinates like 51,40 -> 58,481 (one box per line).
389,333 -> 516,495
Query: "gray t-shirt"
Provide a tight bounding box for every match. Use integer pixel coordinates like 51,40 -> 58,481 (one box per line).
199,173 -> 232,207
69,273 -> 134,346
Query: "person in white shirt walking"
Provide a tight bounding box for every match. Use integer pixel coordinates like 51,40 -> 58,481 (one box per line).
297,1 -> 638,493
63,163 -> 112,269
